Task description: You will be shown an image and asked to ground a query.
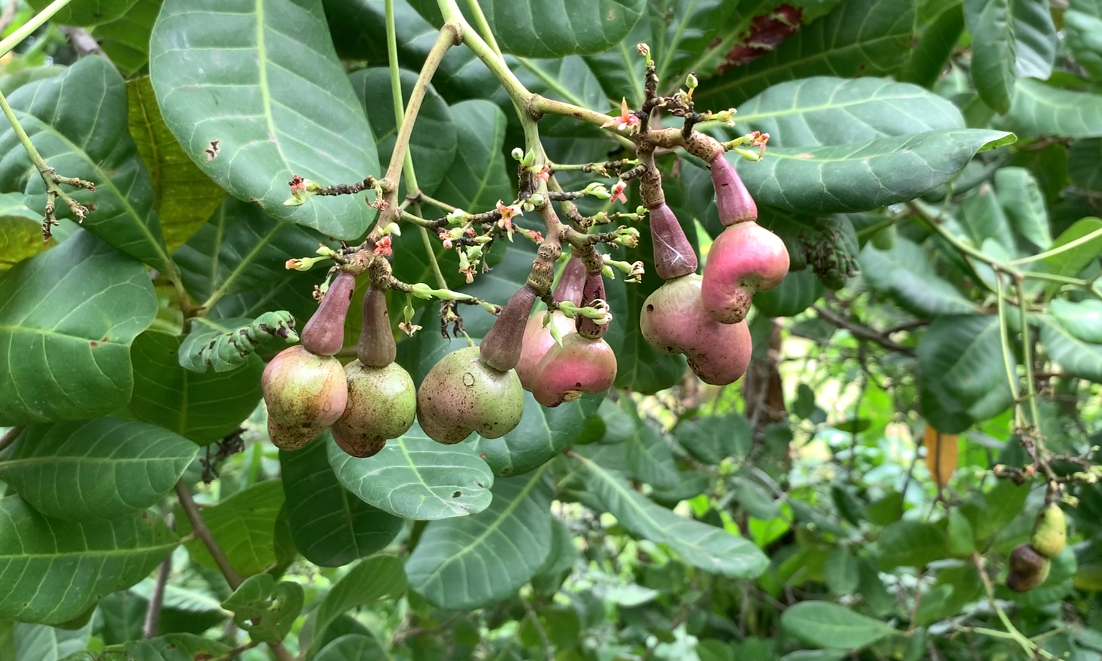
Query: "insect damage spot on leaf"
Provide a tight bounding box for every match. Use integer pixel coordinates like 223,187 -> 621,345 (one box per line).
719,3 -> 804,72
205,139 -> 221,161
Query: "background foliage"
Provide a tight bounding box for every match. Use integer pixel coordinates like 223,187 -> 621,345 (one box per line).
1,0 -> 1102,659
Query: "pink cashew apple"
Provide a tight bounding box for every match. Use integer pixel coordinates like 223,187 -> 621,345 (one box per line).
701,221 -> 789,324
531,333 -> 618,407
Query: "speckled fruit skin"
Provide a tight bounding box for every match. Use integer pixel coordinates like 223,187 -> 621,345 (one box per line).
262,345 -> 348,450
701,221 -> 789,324
300,270 -> 356,356
710,154 -> 757,226
331,360 -> 416,458
416,346 -> 525,445
531,333 -> 617,407
1006,543 -> 1051,593
516,311 -> 576,391
648,203 -> 698,280
640,275 -> 752,386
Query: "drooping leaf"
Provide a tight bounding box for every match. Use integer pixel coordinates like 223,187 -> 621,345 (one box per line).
1065,8 -> 1102,80
961,184 -> 1016,256
128,330 -> 264,445
103,634 -> 233,661
0,231 -> 157,425
175,480 -> 285,578
964,0 -> 1055,113
780,602 -> 896,650
149,0 -> 380,239
0,496 -> 177,624
878,520 -> 949,569
994,166 -> 1051,249
731,129 -> 1015,214
1051,299 -> 1102,344
126,76 -> 227,252
280,437 -> 403,567
1006,79 -> 1102,139
0,418 -> 196,521
695,0 -> 916,108
859,239 -> 978,317
26,0 -> 140,26
621,400 -> 678,489
221,574 -> 304,644
824,547 -> 860,594
674,413 -> 753,465
92,0 -> 164,76
328,428 -> 494,520
917,315 -> 1015,434
1038,315 -> 1102,382
901,1 -> 965,88
0,56 -> 173,270
405,467 -> 554,610
350,68 -> 456,198
303,555 -> 406,655
3,619 -> 91,661
0,192 -> 51,271
477,0 -> 647,59
178,312 -> 299,373
577,454 -> 768,578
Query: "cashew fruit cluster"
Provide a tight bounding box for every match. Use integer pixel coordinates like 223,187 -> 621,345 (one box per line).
638,151 -> 788,386
1006,503 -> 1066,593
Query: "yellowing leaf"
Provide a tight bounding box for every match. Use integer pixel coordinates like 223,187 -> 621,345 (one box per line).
923,424 -> 958,488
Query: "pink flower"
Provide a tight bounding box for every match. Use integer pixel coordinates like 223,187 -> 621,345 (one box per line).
438,231 -> 453,249
373,235 -> 393,256
610,180 -> 628,205
535,165 -> 550,182
603,98 -> 641,133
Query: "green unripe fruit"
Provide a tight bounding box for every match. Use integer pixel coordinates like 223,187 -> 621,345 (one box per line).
1006,543 -> 1051,593
870,224 -> 897,251
331,360 -> 416,458
262,346 -> 348,450
416,346 -> 525,445
1030,504 -> 1067,559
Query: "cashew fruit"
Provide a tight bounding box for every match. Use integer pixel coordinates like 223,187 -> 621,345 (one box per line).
516,311 -> 576,391
1006,543 -> 1051,593
416,346 -> 525,444
710,154 -> 757,226
1030,504 -> 1067,559
300,270 -> 356,356
357,286 -> 396,368
480,285 -> 539,372
531,333 -> 617,407
648,203 -> 698,280
262,345 -> 348,450
701,221 -> 789,324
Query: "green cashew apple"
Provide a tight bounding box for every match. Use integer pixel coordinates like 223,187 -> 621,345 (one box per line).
1031,504 -> 1067,559
331,360 -> 416,458
262,345 -> 348,450
416,346 -> 525,445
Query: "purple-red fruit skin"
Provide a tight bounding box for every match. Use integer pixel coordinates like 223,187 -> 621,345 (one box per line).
480,285 -> 538,372
262,345 -> 348,449
331,360 -> 416,458
516,311 -> 576,391
555,256 -> 587,306
576,270 -> 609,339
416,346 -> 525,445
710,154 -> 758,226
532,334 -> 618,407
640,274 -> 753,386
701,222 -> 789,324
649,203 -> 698,280
300,270 -> 357,356
357,287 -> 396,368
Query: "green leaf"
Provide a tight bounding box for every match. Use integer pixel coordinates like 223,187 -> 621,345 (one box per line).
735,78 -> 967,147
149,0 -> 380,240
1069,138 -> 1102,191
477,0 -> 647,58
0,496 -> 177,624
405,466 -> 554,610
964,0 -> 1055,113
1039,218 -> 1102,283
577,454 -> 768,578
1065,9 -> 1102,80
650,0 -> 741,85
92,0 -> 163,76
732,129 -> 1015,214
824,547 -> 860,594
0,192 -> 50,271
350,68 -> 456,198
0,57 -> 173,270
304,555 -> 406,656
754,268 -> 824,317
0,418 -> 196,521
859,239 -> 978,317
128,330 -> 264,445
1051,299 -> 1102,344
961,184 -> 1016,256
1006,79 -> 1102,139
280,436 -> 403,567
104,634 -> 233,661
178,313 -> 299,373
3,619 -> 91,661
1038,314 -> 1102,382
877,521 -> 949,569
994,166 -> 1051,249
622,400 -> 678,489
328,428 -> 495,520
917,315 -> 1015,433
0,231 -> 157,425
316,635 -> 389,661
674,413 -> 752,465
695,0 -> 916,108
27,0 -> 139,26
733,477 -> 781,520
126,76 -> 227,253
221,573 -> 303,644
781,601 -> 895,650
511,56 -> 609,138
175,480 -> 285,578
947,508 -> 976,556
901,1 -> 964,88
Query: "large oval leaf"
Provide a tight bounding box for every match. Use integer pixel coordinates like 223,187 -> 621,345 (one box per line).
859,239 -> 978,317
1051,299 -> 1102,344
479,0 -> 647,59
405,466 -> 553,610
917,315 -> 1015,433
0,192 -> 50,271
328,429 -> 494,520
27,0 -> 140,26
303,555 -> 406,655
0,496 -> 177,624
1039,314 -> 1102,383
0,56 -> 172,270
280,437 -> 403,567
92,0 -> 163,76
1006,79 -> 1102,139
175,480 -> 285,578
964,0 -> 1056,113
149,0 -> 379,239
0,231 -> 157,425
780,601 -> 896,650
0,418 -> 197,521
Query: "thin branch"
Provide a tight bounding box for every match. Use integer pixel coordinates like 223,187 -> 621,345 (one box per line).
521,598 -> 554,661
812,305 -> 915,356
970,553 -> 1057,660
0,426 -> 23,454
173,481 -> 242,589
142,514 -> 174,639
59,25 -> 110,62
